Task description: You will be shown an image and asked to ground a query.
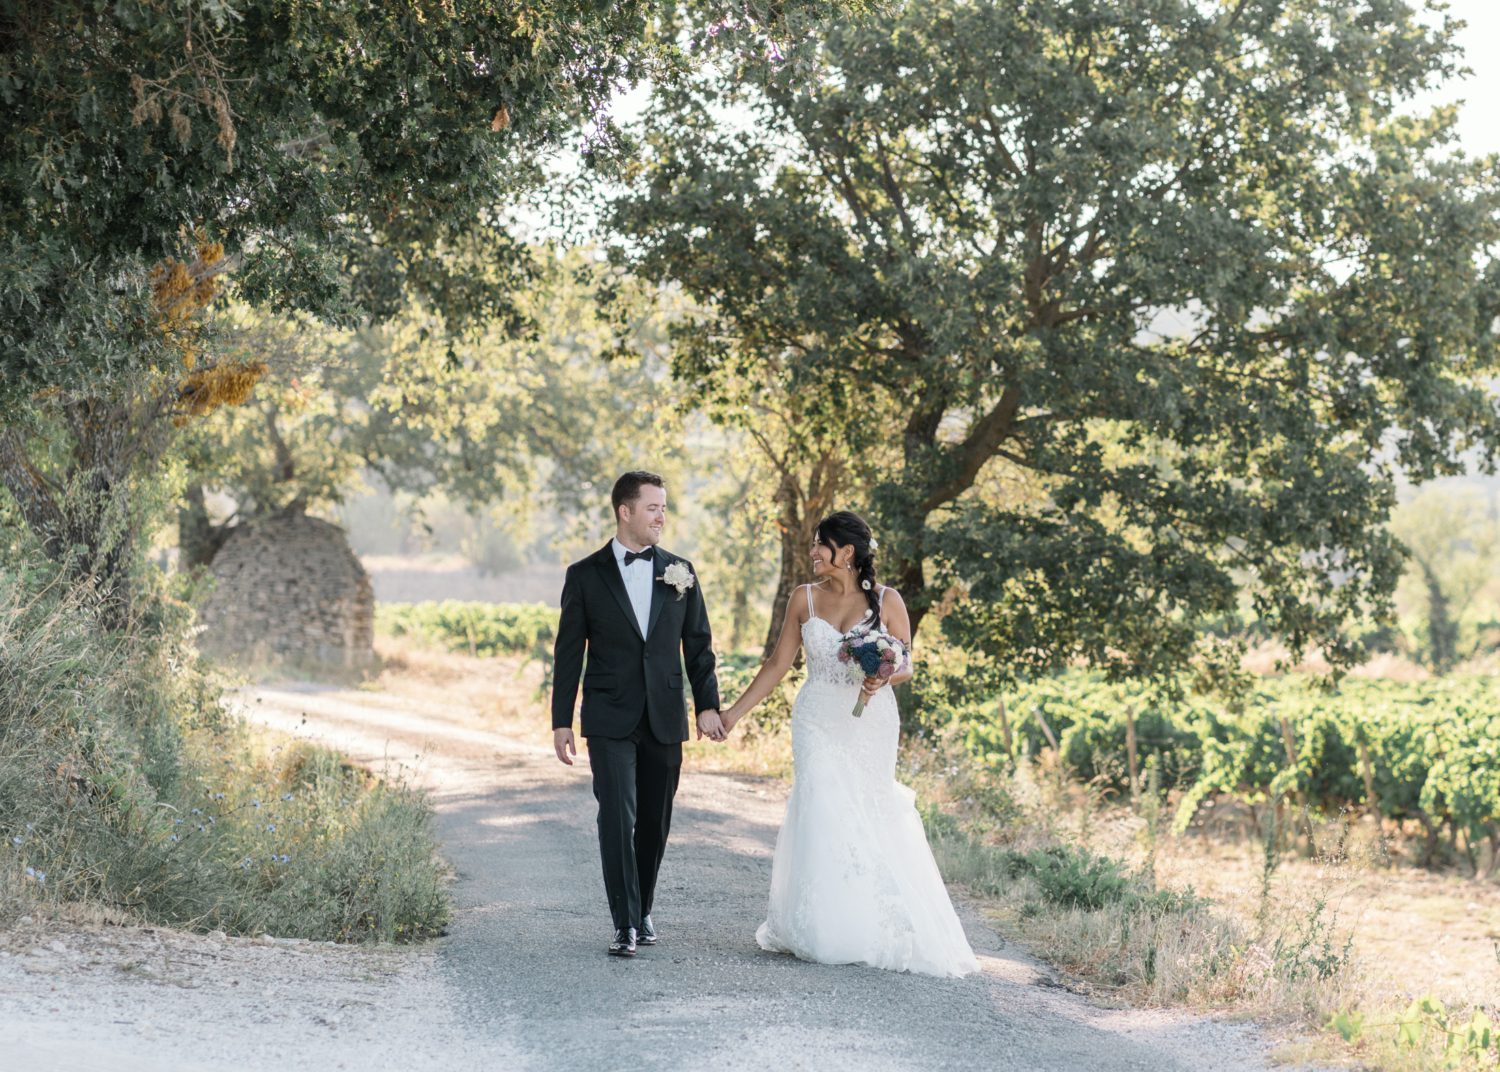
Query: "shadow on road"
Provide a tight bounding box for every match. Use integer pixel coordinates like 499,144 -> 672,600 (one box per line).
432,752 -> 1267,1072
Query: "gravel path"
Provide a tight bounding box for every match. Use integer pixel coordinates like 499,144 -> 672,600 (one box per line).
5,685 -> 1280,1071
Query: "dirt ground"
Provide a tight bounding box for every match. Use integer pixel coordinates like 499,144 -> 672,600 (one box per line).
1156,834 -> 1500,1006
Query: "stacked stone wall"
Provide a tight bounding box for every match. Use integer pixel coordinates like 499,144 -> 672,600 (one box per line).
200,511 -> 376,668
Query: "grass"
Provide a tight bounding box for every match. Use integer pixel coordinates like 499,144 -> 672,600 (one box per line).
904,727 -> 1362,1014
904,721 -> 1500,1069
0,563 -> 449,942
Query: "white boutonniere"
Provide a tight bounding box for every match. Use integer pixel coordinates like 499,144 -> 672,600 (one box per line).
658,561 -> 696,601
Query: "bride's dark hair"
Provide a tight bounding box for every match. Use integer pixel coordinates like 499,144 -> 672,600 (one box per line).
816,511 -> 881,625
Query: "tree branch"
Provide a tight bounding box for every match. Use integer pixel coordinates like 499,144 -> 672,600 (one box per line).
0,429 -> 67,557
920,384 -> 1024,512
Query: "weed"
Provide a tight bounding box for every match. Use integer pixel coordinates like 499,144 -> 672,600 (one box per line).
0,559 -> 449,942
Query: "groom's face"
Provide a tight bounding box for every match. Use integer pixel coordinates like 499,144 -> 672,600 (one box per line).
619,485 -> 667,547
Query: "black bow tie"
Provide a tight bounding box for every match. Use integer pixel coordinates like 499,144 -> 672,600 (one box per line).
623,548 -> 653,566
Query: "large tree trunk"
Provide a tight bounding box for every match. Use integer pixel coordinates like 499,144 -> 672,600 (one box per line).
895,552 -> 929,637
0,394 -> 170,628
761,454 -> 846,660
1420,561 -> 1456,674
178,485 -> 234,570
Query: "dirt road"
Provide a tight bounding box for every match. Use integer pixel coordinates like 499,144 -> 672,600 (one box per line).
6,685 -> 1279,1071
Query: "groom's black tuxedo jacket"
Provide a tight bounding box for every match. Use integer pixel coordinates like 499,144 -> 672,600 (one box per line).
551,542 -> 720,743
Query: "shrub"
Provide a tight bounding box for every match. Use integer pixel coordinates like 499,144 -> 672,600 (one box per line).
376,600 -> 557,661
716,651 -> 797,740
0,560 -> 449,941
1028,847 -> 1131,910
930,667 -> 1500,864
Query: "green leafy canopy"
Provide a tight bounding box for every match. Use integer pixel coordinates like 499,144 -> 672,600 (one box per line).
608,0 -> 1500,685
0,0 -> 847,409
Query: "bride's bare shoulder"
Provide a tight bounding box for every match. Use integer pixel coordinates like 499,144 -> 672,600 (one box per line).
876,584 -> 906,606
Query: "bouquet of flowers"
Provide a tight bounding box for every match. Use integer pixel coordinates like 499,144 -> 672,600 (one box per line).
837,627 -> 907,717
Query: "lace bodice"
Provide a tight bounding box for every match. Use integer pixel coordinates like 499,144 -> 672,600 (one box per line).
800,615 -> 858,686
799,585 -> 882,687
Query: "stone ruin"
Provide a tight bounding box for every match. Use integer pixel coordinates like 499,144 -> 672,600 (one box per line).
199,509 -> 376,669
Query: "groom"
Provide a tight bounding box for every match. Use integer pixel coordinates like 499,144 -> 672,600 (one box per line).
551,471 -> 724,957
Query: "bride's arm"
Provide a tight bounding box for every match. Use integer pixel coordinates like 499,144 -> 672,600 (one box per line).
720,589 -> 807,732
863,588 -> 915,700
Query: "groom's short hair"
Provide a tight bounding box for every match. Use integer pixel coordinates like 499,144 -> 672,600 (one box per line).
611,471 -> 666,521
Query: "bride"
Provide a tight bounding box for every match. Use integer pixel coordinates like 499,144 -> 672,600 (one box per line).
720,511 -> 979,978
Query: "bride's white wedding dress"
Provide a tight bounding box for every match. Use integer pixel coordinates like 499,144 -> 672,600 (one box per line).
755,588 -> 980,977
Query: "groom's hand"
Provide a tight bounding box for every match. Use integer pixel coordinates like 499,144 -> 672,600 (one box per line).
553,727 -> 577,765
696,709 -> 726,742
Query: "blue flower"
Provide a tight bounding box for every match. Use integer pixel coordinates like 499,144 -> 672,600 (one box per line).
192,809 -> 202,815
252,801 -> 261,808
197,825 -> 205,832
171,835 -> 179,842
266,825 -> 275,833
281,794 -> 292,801
26,866 -> 35,877
11,837 -> 20,844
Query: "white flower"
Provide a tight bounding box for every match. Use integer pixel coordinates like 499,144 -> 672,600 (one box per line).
659,561 -> 696,600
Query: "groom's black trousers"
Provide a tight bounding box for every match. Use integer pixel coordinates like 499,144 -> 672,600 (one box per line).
587,712 -> 682,932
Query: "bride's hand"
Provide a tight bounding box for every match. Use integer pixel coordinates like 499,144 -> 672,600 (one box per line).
720,703 -> 742,733
861,675 -> 884,700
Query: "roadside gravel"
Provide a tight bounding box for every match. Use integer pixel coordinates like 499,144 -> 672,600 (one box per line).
4,685 -> 1284,1071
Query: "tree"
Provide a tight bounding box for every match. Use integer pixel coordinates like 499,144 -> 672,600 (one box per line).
0,0 -> 855,400
609,0 -> 1500,684
656,320 -> 880,655
1,0 -> 848,619
0,242 -> 256,623
177,250 -> 685,567
1391,487 -> 1498,673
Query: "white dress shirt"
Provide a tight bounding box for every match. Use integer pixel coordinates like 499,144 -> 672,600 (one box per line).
612,538 -> 655,637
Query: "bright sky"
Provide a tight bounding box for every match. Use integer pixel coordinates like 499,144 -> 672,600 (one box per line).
1409,0 -> 1500,157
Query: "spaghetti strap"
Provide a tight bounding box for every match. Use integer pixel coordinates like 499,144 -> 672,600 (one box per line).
805,584 -> 814,617
878,586 -> 887,606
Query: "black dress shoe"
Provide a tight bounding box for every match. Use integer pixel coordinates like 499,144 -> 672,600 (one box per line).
637,916 -> 657,946
609,928 -> 637,957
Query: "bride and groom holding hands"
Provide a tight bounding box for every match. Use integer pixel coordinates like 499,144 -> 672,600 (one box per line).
550,470 -> 979,976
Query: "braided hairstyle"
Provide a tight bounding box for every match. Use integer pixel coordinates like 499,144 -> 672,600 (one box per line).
815,511 -> 881,627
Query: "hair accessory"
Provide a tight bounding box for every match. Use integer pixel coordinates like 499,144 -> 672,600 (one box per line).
869,537 -> 879,551
861,579 -> 872,590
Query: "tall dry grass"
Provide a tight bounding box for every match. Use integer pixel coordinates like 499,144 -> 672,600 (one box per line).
906,725 -> 1363,1025
0,561 -> 448,942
